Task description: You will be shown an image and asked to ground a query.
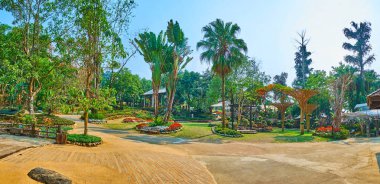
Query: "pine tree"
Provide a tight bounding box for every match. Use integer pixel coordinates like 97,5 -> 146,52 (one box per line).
293,31 -> 313,89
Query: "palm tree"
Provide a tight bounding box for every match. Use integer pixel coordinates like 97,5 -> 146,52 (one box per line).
164,20 -> 192,122
134,31 -> 170,117
343,21 -> 375,104
197,19 -> 247,128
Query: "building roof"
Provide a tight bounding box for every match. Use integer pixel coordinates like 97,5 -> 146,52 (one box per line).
367,89 -> 380,109
143,88 -> 166,95
211,101 -> 231,107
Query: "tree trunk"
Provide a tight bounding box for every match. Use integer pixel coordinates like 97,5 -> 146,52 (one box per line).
221,74 -> 226,128
306,114 -> 310,132
300,110 -> 304,135
84,110 -> 88,135
281,110 -> 285,132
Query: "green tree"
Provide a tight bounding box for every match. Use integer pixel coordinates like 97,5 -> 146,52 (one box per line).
293,31 -> 313,89
0,0 -> 64,114
164,20 -> 192,122
197,19 -> 247,128
343,21 -> 375,105
55,0 -> 135,135
134,31 -> 171,117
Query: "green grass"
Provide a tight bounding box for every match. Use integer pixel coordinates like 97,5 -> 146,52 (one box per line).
102,122 -> 139,131
67,134 -> 102,143
169,122 -> 215,139
169,123 -> 331,143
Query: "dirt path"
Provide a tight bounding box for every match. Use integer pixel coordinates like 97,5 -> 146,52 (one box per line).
0,115 -> 216,184
167,141 -> 380,184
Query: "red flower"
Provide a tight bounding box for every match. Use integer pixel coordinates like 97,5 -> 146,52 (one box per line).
136,123 -> 148,129
167,122 -> 182,131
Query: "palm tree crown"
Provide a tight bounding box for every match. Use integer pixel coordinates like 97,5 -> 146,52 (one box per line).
196,19 -> 247,76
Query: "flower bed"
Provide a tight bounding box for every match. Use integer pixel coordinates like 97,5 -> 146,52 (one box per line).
67,134 -> 102,147
123,117 -> 145,123
212,126 -> 242,137
136,122 -> 183,134
314,126 -> 349,139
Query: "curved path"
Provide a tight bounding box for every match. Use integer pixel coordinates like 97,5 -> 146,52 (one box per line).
0,115 -> 216,184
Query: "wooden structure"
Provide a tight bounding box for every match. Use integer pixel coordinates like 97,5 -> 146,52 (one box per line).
304,104 -> 318,132
142,88 -> 166,108
286,89 -> 318,135
272,101 -> 293,132
367,89 -> 380,109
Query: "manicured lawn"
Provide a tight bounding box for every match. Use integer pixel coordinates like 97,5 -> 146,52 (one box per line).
169,122 -> 216,139
101,119 -> 332,143
102,122 -> 139,131
229,128 -> 332,143
169,123 -> 331,143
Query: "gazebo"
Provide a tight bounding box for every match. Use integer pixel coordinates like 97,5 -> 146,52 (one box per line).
142,88 -> 166,108
367,89 -> 380,109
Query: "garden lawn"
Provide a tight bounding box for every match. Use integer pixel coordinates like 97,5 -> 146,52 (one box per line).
169,122 -> 216,139
102,122 -> 139,131
169,124 -> 331,143
226,128 -> 333,143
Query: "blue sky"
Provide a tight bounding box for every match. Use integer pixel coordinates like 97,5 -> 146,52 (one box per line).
1,0 -> 379,84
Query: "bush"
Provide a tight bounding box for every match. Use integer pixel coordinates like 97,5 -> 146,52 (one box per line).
167,122 -> 182,131
136,123 -> 149,130
214,126 -> 242,136
35,114 -> 75,125
134,110 -> 153,120
88,113 -> 105,120
67,134 -> 102,143
149,117 -> 167,127
314,126 -> 349,140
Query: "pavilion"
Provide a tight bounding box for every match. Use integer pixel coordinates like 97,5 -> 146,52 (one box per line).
367,89 -> 380,110
142,88 -> 166,108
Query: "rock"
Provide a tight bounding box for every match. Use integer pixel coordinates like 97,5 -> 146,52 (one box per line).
28,167 -> 72,184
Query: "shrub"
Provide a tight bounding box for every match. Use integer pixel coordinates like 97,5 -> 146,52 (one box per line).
67,134 -> 102,143
123,117 -> 145,123
149,117 -> 167,127
214,126 -> 242,136
136,123 -> 149,130
167,122 -> 182,131
134,110 -> 153,120
88,113 -> 105,120
314,126 -> 349,140
35,114 -> 75,125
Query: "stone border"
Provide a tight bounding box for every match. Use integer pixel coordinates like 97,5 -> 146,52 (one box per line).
211,127 -> 243,138
137,127 -> 183,134
67,140 -> 102,147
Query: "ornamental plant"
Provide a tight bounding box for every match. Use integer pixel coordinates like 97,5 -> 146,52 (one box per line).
167,122 -> 182,131
136,123 -> 149,130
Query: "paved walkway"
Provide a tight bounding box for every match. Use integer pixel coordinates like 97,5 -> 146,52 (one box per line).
0,115 -> 216,184
2,115 -> 380,183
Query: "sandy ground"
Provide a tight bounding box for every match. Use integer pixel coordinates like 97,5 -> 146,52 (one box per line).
0,116 -> 216,184
1,115 -> 380,184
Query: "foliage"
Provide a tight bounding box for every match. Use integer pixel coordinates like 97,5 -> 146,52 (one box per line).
314,126 -> 349,140
136,123 -> 149,130
149,116 -> 167,127
88,113 -> 105,120
35,114 -> 75,125
197,19 -> 247,128
167,122 -> 183,131
293,31 -> 313,89
342,21 -> 375,106
67,134 -> 102,143
214,126 -> 242,136
163,20 -> 192,122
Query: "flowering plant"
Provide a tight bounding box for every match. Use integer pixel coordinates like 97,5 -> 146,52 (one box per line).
167,122 -> 182,131
136,123 -> 149,130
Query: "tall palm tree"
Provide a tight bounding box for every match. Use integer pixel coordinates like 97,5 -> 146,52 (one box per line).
164,20 -> 192,122
343,21 -> 375,104
134,31 -> 170,117
197,19 -> 247,128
